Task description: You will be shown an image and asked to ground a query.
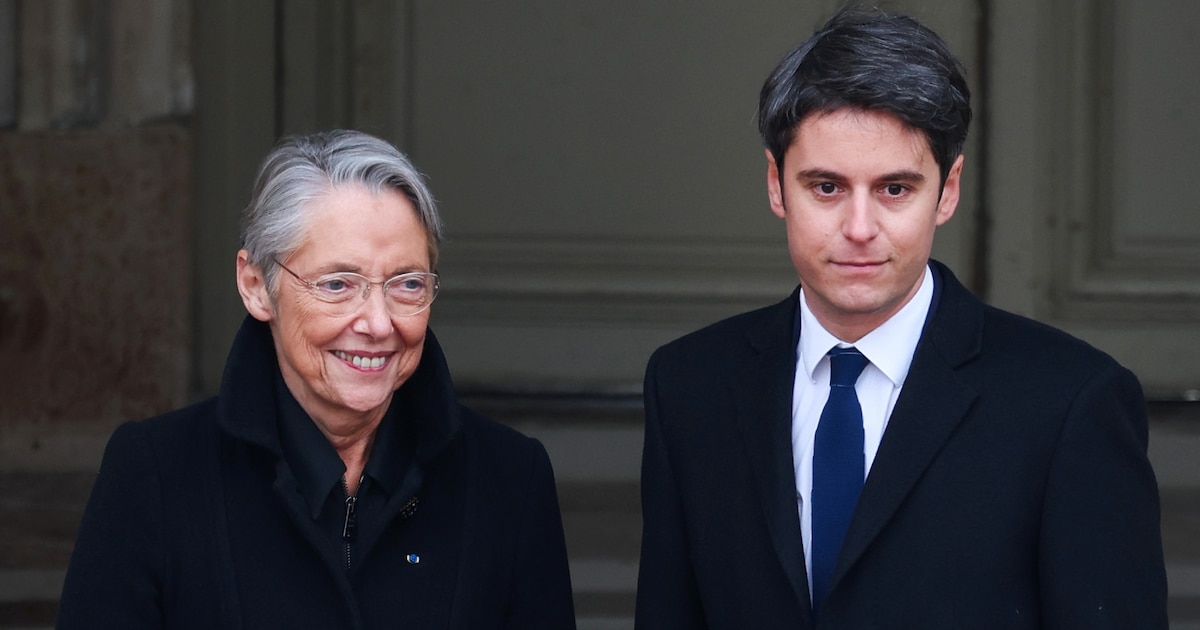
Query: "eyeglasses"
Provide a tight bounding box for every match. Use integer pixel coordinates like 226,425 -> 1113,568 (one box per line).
274,259 -> 439,317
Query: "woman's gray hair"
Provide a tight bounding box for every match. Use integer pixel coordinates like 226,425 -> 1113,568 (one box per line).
240,129 -> 443,294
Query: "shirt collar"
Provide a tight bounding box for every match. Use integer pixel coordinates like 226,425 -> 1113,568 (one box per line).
275,369 -> 413,519
798,264 -> 935,387
275,370 -> 343,519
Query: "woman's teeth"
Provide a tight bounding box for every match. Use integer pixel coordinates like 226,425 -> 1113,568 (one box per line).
334,351 -> 387,369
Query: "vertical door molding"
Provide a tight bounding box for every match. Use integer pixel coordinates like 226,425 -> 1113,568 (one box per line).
193,1 -> 991,395
279,0 -> 413,140
192,1 -> 276,396
989,0 -> 1200,398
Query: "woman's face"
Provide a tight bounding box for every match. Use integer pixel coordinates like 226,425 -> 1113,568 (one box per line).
240,183 -> 432,427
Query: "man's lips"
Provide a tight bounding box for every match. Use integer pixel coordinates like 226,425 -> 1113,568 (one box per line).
831,259 -> 885,268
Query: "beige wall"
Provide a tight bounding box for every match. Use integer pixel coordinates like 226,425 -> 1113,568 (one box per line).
987,0 -> 1200,398
4,0 -> 1199,453
3,2 -> 1199,625
193,0 -> 986,395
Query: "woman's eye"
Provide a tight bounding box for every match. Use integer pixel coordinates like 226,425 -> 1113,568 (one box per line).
394,276 -> 426,292
317,277 -> 354,293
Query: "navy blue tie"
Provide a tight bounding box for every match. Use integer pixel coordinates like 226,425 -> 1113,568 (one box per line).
811,346 -> 869,618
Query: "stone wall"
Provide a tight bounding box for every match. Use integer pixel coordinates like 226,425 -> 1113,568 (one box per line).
0,3 -> 192,624
0,0 -> 193,468
0,127 -> 191,469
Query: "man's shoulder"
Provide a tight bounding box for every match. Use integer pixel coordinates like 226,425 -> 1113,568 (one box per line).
660,293 -> 795,352
932,261 -> 1124,373
977,303 -> 1124,373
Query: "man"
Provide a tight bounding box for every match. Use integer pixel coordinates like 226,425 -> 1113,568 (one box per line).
635,7 -> 1168,628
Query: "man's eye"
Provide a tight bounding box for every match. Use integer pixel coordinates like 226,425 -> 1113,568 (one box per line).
817,183 -> 838,195
885,184 -> 906,196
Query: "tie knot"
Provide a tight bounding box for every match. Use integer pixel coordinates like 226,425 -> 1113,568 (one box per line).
828,346 -> 868,387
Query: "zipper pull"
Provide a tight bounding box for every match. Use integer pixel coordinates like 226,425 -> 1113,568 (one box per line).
342,494 -> 358,542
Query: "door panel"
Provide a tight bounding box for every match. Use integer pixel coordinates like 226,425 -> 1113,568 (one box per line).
395,0 -> 983,391
989,0 -> 1200,398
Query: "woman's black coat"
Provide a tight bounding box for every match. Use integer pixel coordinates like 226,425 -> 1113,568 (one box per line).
59,317 -> 577,629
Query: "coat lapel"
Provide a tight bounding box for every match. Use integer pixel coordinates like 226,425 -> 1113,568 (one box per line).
733,289 -> 814,613
834,263 -> 983,584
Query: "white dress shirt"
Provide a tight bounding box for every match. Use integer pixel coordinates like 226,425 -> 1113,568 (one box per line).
791,264 -> 935,592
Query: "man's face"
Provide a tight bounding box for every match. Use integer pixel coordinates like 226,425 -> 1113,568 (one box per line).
766,108 -> 963,342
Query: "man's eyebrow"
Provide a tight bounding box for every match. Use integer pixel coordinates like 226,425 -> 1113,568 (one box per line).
795,168 -> 846,182
793,169 -> 928,184
878,170 -> 927,184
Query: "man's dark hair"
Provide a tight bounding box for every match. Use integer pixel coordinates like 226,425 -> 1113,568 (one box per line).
758,6 -> 972,182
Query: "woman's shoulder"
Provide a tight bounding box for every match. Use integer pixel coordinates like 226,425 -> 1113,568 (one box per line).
457,405 -> 541,450
124,397 -> 219,438
103,398 -> 222,469
454,406 -> 553,478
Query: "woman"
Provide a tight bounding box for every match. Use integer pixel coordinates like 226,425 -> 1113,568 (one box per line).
58,130 -> 577,629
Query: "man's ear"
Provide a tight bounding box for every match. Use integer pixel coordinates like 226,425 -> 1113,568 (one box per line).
236,250 -> 274,322
766,149 -> 787,219
935,154 -> 965,226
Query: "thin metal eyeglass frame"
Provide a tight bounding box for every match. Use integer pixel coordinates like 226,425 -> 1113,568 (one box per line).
273,258 -> 439,316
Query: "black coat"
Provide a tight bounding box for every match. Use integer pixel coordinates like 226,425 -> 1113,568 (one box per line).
59,317 -> 577,629
635,261 -> 1167,629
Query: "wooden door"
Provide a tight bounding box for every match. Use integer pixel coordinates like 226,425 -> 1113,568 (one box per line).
988,0 -> 1200,399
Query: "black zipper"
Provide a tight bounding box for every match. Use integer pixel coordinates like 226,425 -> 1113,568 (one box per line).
341,475 -> 365,571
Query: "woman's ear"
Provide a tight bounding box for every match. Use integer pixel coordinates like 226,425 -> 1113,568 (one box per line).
236,250 -> 274,322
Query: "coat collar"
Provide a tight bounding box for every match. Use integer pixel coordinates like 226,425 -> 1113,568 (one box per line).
733,261 -> 985,616
215,316 -> 462,467
733,285 -> 814,618
833,260 -> 983,591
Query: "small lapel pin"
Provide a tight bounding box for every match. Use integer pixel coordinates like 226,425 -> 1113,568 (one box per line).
407,553 -> 421,564
400,496 -> 420,520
